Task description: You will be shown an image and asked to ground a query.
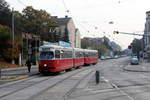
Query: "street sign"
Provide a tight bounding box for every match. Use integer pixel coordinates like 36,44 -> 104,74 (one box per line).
59,41 -> 71,47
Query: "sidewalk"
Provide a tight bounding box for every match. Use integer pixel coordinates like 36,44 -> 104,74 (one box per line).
123,60 -> 150,72
1,65 -> 37,71
0,65 -> 38,83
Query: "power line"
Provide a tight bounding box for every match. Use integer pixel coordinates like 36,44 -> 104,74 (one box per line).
17,0 -> 27,7
61,0 -> 91,36
62,0 -> 69,12
60,0 -> 123,48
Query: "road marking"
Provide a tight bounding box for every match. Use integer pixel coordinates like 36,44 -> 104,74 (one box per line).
120,65 -> 123,67
142,67 -> 146,70
111,83 -> 135,100
0,76 -> 28,82
103,77 -> 135,100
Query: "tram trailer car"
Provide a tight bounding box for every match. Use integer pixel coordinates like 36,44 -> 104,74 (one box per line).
83,49 -> 98,65
38,45 -> 98,73
73,48 -> 84,68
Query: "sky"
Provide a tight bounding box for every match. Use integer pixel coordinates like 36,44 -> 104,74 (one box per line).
5,0 -> 150,49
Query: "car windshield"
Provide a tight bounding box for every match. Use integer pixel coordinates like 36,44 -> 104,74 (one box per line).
39,51 -> 54,60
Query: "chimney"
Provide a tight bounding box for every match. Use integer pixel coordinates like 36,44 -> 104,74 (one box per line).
52,16 -> 58,19
65,15 -> 68,18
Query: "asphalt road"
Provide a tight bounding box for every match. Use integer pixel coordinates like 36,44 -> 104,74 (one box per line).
0,63 -> 95,100
1,57 -> 150,100
69,57 -> 150,100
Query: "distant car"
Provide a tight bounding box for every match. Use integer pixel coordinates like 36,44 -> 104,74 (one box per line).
130,57 -> 139,65
100,56 -> 105,60
114,55 -> 118,59
105,56 -> 111,59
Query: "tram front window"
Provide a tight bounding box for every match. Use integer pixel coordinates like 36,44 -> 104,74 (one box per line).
40,52 -> 54,60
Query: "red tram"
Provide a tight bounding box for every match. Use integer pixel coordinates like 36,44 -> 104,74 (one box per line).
38,44 -> 98,73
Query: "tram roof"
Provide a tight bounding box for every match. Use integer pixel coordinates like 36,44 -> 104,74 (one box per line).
73,48 -> 84,51
39,44 -> 73,50
83,49 -> 98,52
39,44 -> 97,52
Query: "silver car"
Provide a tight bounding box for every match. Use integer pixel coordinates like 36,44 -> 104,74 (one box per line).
130,56 -> 139,65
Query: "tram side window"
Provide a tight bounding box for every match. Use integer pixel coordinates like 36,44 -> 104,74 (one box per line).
40,52 -> 54,60
84,52 -> 89,57
75,52 -> 83,58
61,50 -> 73,58
55,50 -> 60,58
68,51 -> 73,58
75,52 -> 79,58
91,52 -> 96,57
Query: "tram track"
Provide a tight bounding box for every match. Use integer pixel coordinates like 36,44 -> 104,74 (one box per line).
63,69 -> 94,100
29,66 -> 95,100
0,75 -> 51,99
0,66 -> 95,100
101,58 -> 135,100
0,74 -> 40,88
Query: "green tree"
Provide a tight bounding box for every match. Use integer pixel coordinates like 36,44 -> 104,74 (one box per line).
130,38 -> 142,55
103,36 -> 112,50
0,24 -> 12,61
81,39 -> 91,49
91,44 -> 107,56
81,38 -> 107,56
0,0 -> 12,27
21,6 -> 58,41
0,24 -> 22,62
13,11 -> 23,34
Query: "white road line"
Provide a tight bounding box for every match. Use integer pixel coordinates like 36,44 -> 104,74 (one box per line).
103,77 -> 135,100
111,83 -> 135,100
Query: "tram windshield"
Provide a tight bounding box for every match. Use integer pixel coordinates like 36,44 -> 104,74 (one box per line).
39,51 -> 54,60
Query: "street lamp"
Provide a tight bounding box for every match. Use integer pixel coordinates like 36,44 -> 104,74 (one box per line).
12,7 -> 15,64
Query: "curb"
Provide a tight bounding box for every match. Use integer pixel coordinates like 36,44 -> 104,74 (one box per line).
123,63 -> 150,73
0,75 -> 29,82
1,66 -> 38,71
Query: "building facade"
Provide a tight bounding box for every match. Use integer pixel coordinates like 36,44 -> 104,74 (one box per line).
144,11 -> 150,50
53,16 -> 80,48
75,29 -> 81,48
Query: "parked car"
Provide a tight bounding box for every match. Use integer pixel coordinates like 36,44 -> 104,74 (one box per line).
106,56 -> 111,59
100,56 -> 106,60
130,56 -> 139,65
114,55 -> 118,59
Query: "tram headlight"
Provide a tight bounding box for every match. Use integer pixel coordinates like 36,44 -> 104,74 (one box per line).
44,64 -> 47,67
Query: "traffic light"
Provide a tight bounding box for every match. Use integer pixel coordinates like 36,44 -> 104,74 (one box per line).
113,31 -> 119,34
128,45 -> 132,49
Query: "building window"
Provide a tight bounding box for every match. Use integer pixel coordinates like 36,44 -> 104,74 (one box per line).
147,22 -> 150,32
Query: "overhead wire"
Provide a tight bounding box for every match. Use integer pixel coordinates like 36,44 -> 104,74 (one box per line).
86,23 -> 125,49
57,0 -> 128,49
61,0 -> 92,37
17,0 -> 27,7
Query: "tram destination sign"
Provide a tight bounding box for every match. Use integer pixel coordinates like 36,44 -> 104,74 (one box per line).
59,41 -> 71,47
39,47 -> 54,51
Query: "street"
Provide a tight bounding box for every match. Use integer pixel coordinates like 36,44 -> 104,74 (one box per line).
1,0 -> 150,100
69,57 -> 150,100
1,57 -> 150,100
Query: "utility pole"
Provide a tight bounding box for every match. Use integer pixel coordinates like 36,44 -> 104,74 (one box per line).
12,8 -> 15,64
113,31 -> 146,57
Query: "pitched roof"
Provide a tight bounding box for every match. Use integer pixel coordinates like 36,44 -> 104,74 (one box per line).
52,16 -> 71,25
56,18 -> 71,25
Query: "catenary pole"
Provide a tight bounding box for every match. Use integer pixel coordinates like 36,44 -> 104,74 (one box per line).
12,8 -> 15,64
